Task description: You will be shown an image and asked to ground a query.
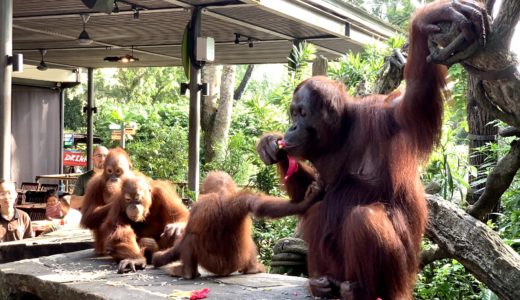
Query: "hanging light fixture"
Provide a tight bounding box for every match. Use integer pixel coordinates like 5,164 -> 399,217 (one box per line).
37,48 -> 48,71
78,14 -> 93,45
121,46 -> 139,63
103,46 -> 139,63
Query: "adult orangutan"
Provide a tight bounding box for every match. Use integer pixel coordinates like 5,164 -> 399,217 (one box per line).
81,147 -> 132,255
102,175 -> 189,273
152,171 -> 322,278
254,1 -> 488,299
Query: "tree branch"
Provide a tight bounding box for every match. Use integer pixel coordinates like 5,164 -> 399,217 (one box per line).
426,195 -> 520,300
486,0 -> 496,14
470,78 -> 520,128
491,0 -> 520,43
420,244 -> 450,268
234,64 -> 254,101
467,139 -> 520,219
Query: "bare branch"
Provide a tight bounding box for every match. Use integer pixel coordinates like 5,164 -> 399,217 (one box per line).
467,139 -> 520,219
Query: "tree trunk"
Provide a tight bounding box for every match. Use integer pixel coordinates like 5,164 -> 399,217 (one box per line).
466,77 -> 498,209
312,55 -> 328,76
426,194 -> 520,300
201,64 -> 221,162
204,65 -> 236,163
374,47 -> 407,94
234,64 -> 254,101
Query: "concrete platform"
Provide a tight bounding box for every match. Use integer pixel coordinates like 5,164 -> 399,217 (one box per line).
0,249 -> 312,300
0,227 -> 93,263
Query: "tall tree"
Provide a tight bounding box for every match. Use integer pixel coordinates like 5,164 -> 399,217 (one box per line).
234,64 -> 254,101
201,65 -> 237,164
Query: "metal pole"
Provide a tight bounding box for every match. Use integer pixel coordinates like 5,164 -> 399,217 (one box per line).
59,87 -> 64,174
86,67 -> 94,170
188,62 -> 201,198
120,121 -> 126,149
187,7 -> 201,198
0,0 -> 13,181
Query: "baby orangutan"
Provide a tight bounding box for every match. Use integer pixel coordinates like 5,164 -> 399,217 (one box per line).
81,147 -> 132,254
152,171 -> 322,278
101,175 -> 189,273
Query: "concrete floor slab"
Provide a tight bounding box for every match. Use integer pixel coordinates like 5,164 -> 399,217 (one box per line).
0,249 -> 312,300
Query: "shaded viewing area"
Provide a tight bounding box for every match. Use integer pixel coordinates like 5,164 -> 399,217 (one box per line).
5,0 -> 395,193
0,0 -> 397,299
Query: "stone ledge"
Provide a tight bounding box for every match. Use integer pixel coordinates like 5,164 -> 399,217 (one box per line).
0,228 -> 93,263
0,249 -> 311,299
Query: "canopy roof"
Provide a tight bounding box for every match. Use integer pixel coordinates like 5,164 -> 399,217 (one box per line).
13,0 -> 398,70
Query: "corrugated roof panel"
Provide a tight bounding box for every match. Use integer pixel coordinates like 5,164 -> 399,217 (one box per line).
211,6 -> 333,40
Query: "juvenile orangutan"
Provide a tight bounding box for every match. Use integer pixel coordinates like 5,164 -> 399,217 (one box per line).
152,171 -> 322,278
102,175 -> 189,273
80,147 -> 132,254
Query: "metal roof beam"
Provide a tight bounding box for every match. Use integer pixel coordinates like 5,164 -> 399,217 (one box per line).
251,0 -> 348,39
14,38 -> 294,52
202,9 -> 344,57
14,7 -> 185,21
13,24 -> 181,62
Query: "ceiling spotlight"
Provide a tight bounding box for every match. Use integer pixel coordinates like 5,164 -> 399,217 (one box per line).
113,1 -> 120,13
248,37 -> 254,48
78,14 -> 93,45
234,33 -> 240,44
120,54 -> 139,63
132,5 -> 140,19
37,48 -> 48,71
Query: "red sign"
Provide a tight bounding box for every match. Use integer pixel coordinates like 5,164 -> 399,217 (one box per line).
63,150 -> 87,167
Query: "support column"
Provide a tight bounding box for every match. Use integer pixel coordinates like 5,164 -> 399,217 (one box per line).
59,87 -> 64,174
187,7 -> 202,198
86,68 -> 94,170
188,63 -> 201,198
0,0 -> 13,181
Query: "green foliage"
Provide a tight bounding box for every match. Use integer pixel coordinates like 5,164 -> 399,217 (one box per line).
423,64 -> 471,201
253,217 -> 298,267
64,85 -> 87,132
287,41 -> 316,82
94,100 -> 189,182
204,131 -> 256,186
87,67 -> 189,182
328,35 -> 405,95
95,67 -> 184,105
423,113 -> 471,201
415,259 -> 486,299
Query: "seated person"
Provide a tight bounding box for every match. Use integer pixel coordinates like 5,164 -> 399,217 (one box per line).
0,180 -> 34,242
45,191 -> 82,230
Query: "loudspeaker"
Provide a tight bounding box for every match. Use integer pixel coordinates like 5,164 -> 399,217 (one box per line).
8,54 -> 23,72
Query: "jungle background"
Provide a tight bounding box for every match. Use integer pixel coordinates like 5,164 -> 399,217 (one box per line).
63,0 -> 519,298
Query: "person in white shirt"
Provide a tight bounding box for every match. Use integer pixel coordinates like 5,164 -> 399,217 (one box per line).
45,191 -> 82,229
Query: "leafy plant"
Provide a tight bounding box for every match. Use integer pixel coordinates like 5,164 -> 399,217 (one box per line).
415,258 -> 486,299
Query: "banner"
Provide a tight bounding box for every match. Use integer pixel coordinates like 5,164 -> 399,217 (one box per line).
63,150 -> 87,167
